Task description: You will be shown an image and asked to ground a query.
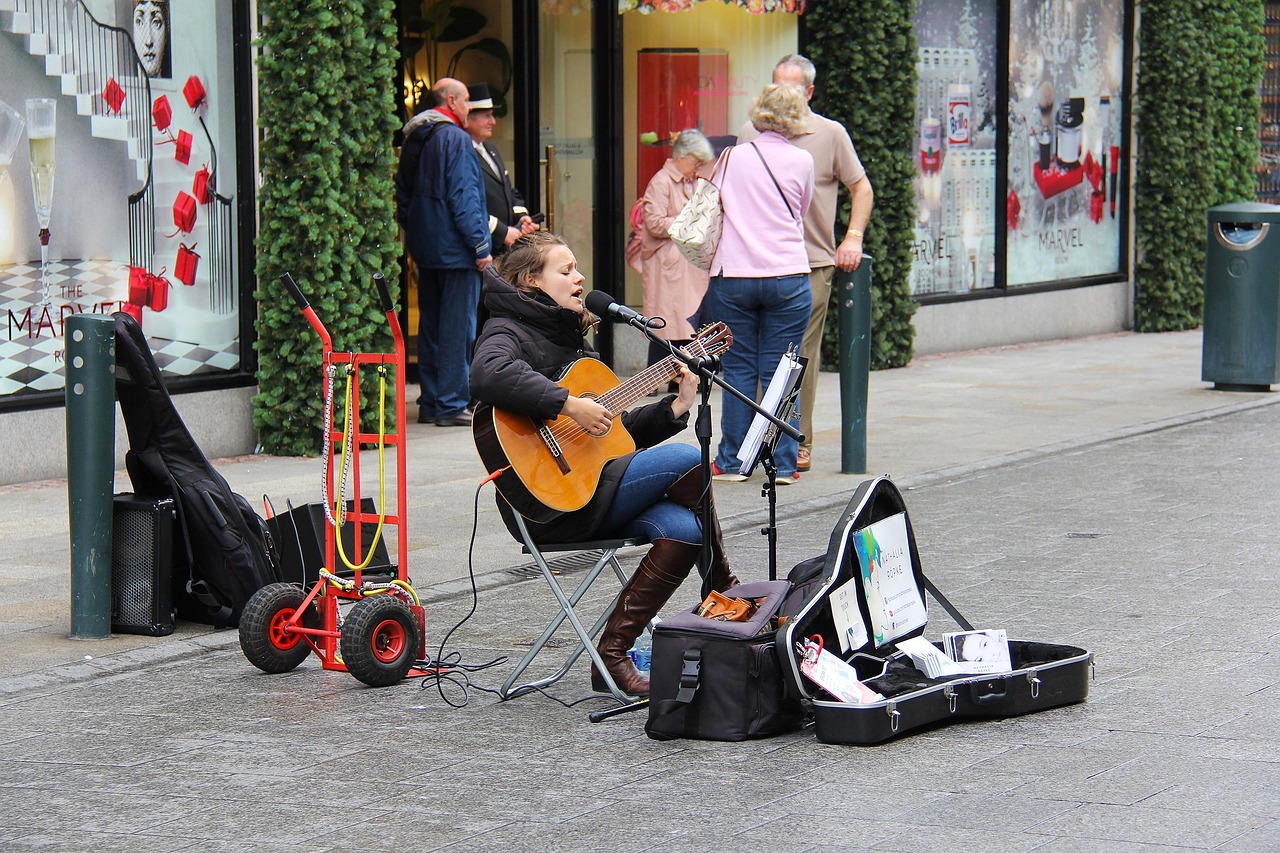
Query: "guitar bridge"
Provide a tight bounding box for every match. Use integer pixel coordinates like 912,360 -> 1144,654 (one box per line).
538,423 -> 572,475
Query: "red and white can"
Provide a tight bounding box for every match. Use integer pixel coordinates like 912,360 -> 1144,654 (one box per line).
947,83 -> 971,149
920,116 -> 942,173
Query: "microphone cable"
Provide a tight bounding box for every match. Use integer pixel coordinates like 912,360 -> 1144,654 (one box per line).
416,474 -> 508,708
417,470 -> 637,712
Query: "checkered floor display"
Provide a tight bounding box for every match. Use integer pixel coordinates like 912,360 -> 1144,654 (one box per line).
1,259 -> 241,398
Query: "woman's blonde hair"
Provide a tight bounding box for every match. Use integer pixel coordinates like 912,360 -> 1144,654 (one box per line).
748,83 -> 808,138
496,232 -> 596,333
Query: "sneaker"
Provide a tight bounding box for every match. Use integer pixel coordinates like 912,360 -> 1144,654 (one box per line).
796,447 -> 811,472
711,461 -> 748,482
434,410 -> 473,427
774,471 -> 799,485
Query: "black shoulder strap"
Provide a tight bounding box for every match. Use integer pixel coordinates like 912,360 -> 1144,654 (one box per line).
396,119 -> 448,198
643,648 -> 702,739
748,142 -> 796,221
923,575 -> 974,632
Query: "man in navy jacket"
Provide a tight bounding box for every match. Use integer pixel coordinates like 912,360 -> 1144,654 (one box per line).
396,77 -> 492,426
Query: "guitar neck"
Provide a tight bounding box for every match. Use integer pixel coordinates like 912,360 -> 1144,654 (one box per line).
592,324 -> 727,416
597,356 -> 680,414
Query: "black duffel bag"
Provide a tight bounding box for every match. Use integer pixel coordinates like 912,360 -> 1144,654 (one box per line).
645,580 -> 803,741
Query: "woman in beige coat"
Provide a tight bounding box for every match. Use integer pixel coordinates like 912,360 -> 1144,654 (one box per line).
639,129 -> 716,370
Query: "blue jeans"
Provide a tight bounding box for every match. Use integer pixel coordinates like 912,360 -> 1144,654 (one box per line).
703,274 -> 810,476
417,267 -> 480,419
598,444 -> 702,544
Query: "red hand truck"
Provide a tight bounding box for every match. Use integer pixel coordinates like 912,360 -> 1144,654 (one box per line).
239,272 -> 436,687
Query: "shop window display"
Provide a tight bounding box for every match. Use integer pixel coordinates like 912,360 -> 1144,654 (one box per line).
0,2 -> 245,402
911,0 -> 998,296
911,0 -> 1130,296
1006,0 -> 1128,286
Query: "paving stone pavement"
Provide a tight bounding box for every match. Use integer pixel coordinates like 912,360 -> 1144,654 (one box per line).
2,327 -> 1280,845
2,391 -> 1278,851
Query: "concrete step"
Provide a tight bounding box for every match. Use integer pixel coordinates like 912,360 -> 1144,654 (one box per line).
0,11 -> 32,35
90,113 -> 129,141
44,51 -> 73,77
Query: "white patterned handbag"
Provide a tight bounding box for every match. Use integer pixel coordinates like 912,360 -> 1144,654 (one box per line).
668,149 -> 731,272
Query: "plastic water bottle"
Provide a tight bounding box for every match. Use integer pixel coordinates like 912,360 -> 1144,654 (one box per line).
630,630 -> 653,676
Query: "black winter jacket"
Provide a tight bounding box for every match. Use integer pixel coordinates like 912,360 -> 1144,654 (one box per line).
471,269 -> 689,543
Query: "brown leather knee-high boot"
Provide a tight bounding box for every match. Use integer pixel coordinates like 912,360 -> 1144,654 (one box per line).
665,467 -> 741,592
591,537 -> 699,697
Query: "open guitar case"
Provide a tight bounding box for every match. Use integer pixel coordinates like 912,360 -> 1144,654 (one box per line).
776,475 -> 1093,745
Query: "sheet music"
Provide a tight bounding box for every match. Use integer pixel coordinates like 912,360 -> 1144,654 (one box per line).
736,351 -> 804,475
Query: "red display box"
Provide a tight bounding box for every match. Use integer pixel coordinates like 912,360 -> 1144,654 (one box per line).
635,48 -> 729,196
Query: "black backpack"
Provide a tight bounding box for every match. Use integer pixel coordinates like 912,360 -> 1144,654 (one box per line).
113,311 -> 280,627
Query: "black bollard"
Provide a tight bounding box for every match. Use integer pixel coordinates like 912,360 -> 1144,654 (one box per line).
66,313 -> 116,639
838,258 -> 873,474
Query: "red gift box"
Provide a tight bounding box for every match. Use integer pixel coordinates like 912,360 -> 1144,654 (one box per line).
1007,189 -> 1021,233
152,95 -> 172,132
174,129 -> 193,165
176,243 -> 200,286
128,265 -> 150,306
193,165 -> 212,204
173,191 -> 197,234
183,75 -> 207,110
103,78 -> 125,114
148,271 -> 171,312
120,302 -> 144,325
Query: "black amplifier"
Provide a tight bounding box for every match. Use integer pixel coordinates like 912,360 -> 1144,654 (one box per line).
111,493 -> 178,636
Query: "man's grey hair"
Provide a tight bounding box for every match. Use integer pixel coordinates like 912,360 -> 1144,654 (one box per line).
672,129 -> 715,164
775,53 -> 817,87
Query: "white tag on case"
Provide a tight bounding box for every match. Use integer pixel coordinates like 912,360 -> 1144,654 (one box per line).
798,637 -> 884,705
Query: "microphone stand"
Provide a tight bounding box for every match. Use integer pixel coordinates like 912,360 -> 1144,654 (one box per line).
630,318 -> 804,598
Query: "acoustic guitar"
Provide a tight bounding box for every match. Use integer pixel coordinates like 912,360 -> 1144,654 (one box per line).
472,322 -> 733,523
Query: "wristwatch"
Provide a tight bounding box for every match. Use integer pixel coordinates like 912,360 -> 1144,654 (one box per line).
848,228 -> 863,239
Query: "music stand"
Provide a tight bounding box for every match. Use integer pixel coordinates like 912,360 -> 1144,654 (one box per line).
734,348 -> 806,581
634,323 -> 805,595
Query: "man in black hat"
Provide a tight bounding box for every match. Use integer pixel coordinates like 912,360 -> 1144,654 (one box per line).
465,82 -> 538,255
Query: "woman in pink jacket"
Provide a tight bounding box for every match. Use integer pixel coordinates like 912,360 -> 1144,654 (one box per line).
638,129 -> 717,372
705,84 -> 814,483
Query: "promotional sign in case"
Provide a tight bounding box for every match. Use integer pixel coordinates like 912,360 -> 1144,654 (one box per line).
777,476 -> 1092,744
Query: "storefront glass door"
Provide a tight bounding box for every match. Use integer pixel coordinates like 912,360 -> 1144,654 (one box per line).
538,4 -> 596,283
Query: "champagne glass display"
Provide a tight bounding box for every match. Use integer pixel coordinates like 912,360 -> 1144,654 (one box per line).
25,98 -> 56,304
0,100 -> 24,187
0,101 -> 25,263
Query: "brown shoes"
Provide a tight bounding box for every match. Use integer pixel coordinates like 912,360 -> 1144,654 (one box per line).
796,447 -> 811,472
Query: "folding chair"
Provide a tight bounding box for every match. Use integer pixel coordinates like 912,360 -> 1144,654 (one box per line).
499,511 -> 650,705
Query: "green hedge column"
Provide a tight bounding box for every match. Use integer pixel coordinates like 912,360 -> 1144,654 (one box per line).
66,314 -> 116,639
839,259 -> 873,474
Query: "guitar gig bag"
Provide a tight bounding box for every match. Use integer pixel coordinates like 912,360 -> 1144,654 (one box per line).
113,311 -> 280,627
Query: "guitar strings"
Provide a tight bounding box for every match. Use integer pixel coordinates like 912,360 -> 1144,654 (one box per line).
542,341 -> 714,442
541,338 -> 717,443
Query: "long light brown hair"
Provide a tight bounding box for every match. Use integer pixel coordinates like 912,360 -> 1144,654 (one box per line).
496,232 -> 597,334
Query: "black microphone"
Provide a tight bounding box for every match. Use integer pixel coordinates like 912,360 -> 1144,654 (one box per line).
584,290 -> 658,328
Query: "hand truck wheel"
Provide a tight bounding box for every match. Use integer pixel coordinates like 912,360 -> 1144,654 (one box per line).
239,582 -> 319,674
340,595 -> 421,687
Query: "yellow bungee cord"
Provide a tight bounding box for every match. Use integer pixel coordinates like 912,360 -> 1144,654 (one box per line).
331,364 -> 389,571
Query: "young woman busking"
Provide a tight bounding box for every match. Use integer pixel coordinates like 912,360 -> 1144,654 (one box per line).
469,232 -> 740,696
